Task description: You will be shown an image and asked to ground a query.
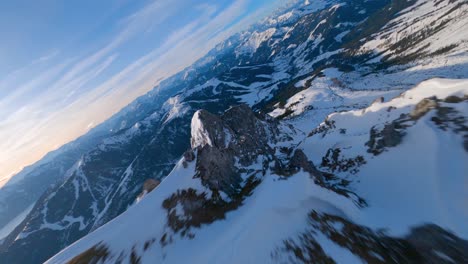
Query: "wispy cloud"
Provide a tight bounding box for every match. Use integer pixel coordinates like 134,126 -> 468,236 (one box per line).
0,0 -> 280,185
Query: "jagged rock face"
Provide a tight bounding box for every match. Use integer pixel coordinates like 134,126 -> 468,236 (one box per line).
366,121 -> 406,156
222,105 -> 281,165
192,105 -> 281,196
196,146 -> 240,196
158,106 -> 301,242
272,148 -> 326,183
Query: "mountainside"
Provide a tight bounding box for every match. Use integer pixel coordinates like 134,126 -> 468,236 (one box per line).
1,0 -> 467,263
47,78 -> 468,264
0,75 -> 180,242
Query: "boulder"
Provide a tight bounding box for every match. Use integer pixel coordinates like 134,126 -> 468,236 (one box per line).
410,97 -> 438,120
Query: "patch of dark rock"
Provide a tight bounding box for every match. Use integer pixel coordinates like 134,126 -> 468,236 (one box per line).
272,232 -> 336,264
143,238 -> 156,251
407,224 -> 468,264
404,95 -> 464,144
369,97 -> 467,154
277,108 -> 295,120
183,149 -> 195,162
130,246 -> 141,264
274,148 -> 366,207
67,242 -> 111,264
431,107 -> 465,131
136,179 -> 161,201
331,77 -> 346,89
274,149 -> 324,182
143,179 -> 160,193
366,120 -> 407,155
161,175 -> 261,244
279,146 -> 294,156
290,150 -> 323,178
444,95 -> 465,104
319,180 -> 367,208
289,101 -> 300,108
430,105 -> 468,152
372,96 -> 384,104
159,233 -> 172,247
430,44 -> 458,57
307,212 -> 421,263
308,120 -> 336,138
410,97 -> 439,120
195,145 -> 241,197
274,211 -> 468,264
320,148 -> 366,174
115,251 -> 126,264
387,106 -> 397,112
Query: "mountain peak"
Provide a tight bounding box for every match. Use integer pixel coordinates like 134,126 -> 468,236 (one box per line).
190,104 -> 284,196
190,109 -> 232,149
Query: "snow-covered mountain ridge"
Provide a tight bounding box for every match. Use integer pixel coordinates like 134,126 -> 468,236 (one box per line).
0,0 -> 467,263
48,78 -> 468,264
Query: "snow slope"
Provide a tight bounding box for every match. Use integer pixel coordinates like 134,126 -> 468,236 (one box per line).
47,78 -> 468,264
301,78 -> 468,238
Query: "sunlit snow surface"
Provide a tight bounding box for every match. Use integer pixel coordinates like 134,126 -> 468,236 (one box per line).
47,78 -> 468,264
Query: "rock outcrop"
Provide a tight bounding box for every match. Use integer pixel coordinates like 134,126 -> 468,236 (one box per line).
136,179 -> 161,202
190,104 -> 283,196
410,97 -> 439,120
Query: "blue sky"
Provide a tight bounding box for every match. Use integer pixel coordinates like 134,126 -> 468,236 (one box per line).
0,0 -> 284,184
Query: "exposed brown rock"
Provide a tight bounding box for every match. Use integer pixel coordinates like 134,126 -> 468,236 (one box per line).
136,179 -> 161,201
183,150 -> 195,162
143,179 -> 160,193
410,97 -> 439,120
67,243 -> 110,264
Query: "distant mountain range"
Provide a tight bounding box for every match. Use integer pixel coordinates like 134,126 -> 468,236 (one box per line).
1,0 -> 467,263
